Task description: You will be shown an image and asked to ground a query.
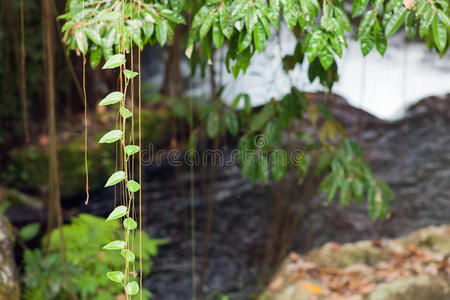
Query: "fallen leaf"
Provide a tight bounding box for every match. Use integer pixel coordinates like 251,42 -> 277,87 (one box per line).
299,281 -> 322,294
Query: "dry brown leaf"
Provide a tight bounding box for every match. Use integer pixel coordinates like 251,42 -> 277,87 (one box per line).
289,251 -> 300,261
268,276 -> 284,292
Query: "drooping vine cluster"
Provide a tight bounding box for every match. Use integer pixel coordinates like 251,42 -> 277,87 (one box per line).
97,54 -> 141,297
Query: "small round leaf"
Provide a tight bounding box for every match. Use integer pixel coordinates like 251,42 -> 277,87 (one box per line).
125,281 -> 139,296
125,145 -> 140,156
123,217 -> 137,230
121,249 -> 136,262
126,180 -> 140,193
106,271 -> 124,283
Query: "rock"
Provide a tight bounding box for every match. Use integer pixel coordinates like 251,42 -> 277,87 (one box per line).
0,215 -> 20,300
369,275 -> 450,300
307,241 -> 386,268
260,225 -> 450,300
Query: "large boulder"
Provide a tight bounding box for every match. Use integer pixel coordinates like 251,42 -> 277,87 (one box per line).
260,225 -> 450,300
0,215 -> 20,300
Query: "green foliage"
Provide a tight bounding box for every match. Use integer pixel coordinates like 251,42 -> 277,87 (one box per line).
62,0 -> 449,75
22,214 -> 164,300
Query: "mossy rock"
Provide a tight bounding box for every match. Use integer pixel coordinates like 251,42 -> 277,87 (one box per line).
391,225 -> 450,255
2,140 -> 115,198
307,241 -> 387,268
369,275 -> 450,300
0,215 -> 20,300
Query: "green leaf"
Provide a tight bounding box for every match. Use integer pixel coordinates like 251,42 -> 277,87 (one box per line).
106,271 -> 124,283
156,20 -> 168,46
271,149 -> 288,181
319,47 -> 334,70
106,205 -> 128,221
385,6 -> 407,37
160,9 -> 186,24
124,69 -> 138,79
75,29 -> 88,54
352,0 -> 369,17
121,249 -> 136,262
374,22 -> 387,56
105,171 -> 126,187
125,281 -> 139,296
19,223 -> 40,241
212,19 -> 225,48
238,30 -> 252,52
258,156 -> 269,184
206,111 -> 220,138
98,91 -> 123,106
220,3 -> 234,38
432,16 -> 447,52
419,4 -> 434,37
361,34 -> 374,56
225,111 -> 239,136
351,179 -> 364,204
102,54 -> 126,69
90,47 -> 102,68
253,21 -> 266,52
200,11 -> 215,40
123,217 -> 137,230
357,10 -> 376,39
438,9 -> 450,30
120,107 -> 132,119
334,7 -> 351,32
126,180 -> 140,193
102,240 -> 126,250
306,30 -> 326,62
85,26 -> 102,45
339,181 -> 351,206
250,104 -> 274,132
99,130 -> 122,144
125,145 -> 140,156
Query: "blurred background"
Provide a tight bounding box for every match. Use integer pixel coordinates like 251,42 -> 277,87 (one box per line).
0,1 -> 449,300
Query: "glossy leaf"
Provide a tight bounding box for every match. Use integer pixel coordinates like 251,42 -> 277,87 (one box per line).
99,130 -> 123,143
106,271 -> 124,283
123,217 -> 137,230
124,69 -> 138,79
125,145 -> 139,156
98,92 -> 123,106
102,240 -> 126,250
125,281 -> 139,296
102,54 -> 125,69
385,6 -> 407,37
374,22 -> 387,56
120,107 -> 132,119
121,249 -> 136,262
105,171 -> 126,187
156,20 -> 168,46
432,17 -> 447,52
126,180 -> 140,193
106,205 -> 128,221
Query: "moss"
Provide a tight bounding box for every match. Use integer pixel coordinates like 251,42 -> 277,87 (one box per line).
2,108 -> 173,198
393,225 -> 450,255
369,275 -> 450,300
307,241 -> 386,268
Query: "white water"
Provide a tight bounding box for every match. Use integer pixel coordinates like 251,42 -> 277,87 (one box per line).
216,28 -> 450,120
